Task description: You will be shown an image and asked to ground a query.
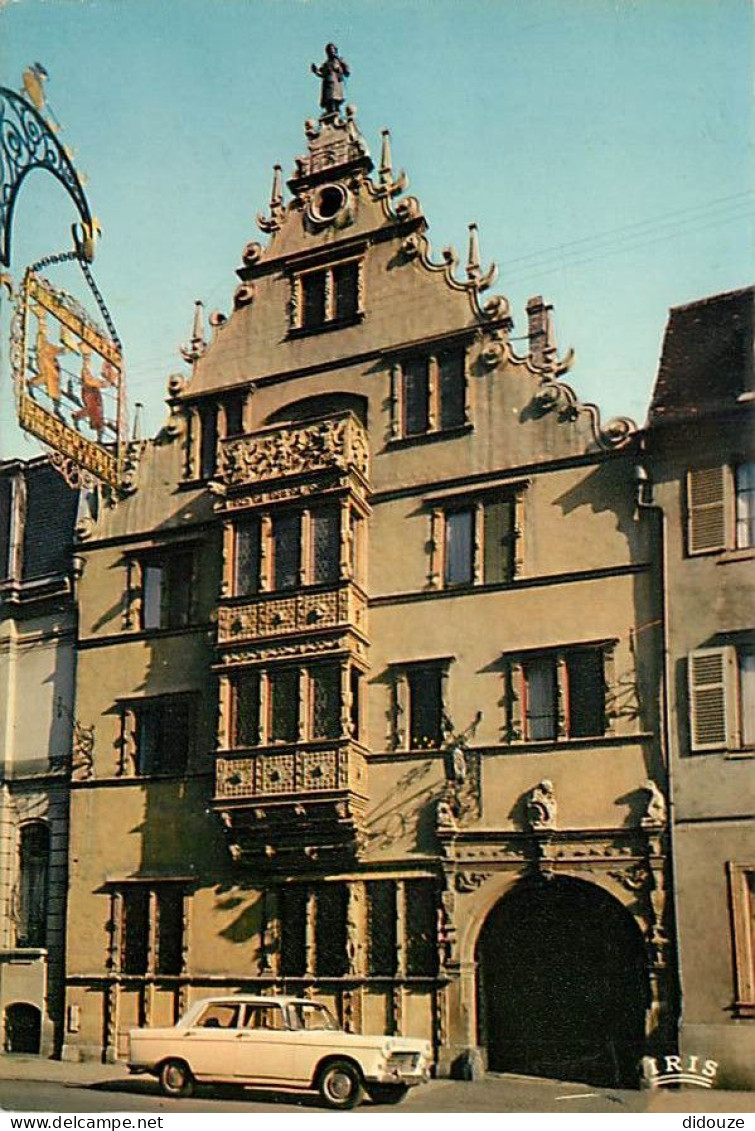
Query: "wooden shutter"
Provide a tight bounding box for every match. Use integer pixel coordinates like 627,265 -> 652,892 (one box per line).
688,647 -> 735,751
687,466 -> 728,554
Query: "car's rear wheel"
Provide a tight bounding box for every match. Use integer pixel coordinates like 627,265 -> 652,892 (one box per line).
317,1059 -> 364,1110
159,1058 -> 195,1099
369,1083 -> 410,1105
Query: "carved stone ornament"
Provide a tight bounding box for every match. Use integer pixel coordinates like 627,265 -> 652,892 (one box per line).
234,282 -> 256,310
455,871 -> 492,893
436,794 -> 458,830
71,721 -> 95,781
221,414 -> 369,487
641,779 -> 667,828
525,779 -> 558,831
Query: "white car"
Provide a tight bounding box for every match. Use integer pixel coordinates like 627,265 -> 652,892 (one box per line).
128,995 -> 432,1109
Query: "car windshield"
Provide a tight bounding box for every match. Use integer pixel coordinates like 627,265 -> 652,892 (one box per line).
288,1002 -> 339,1031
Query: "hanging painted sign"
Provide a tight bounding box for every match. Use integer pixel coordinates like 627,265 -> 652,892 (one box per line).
12,269 -> 124,487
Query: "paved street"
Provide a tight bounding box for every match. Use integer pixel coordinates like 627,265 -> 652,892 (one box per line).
0,1065 -> 753,1115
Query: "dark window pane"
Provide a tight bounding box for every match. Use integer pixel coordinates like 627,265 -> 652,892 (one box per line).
349,668 -> 361,741
311,665 -> 341,740
137,699 -> 190,775
444,509 -> 474,586
199,405 -> 218,479
302,271 -> 326,328
483,498 -> 515,584
403,360 -> 429,435
165,552 -> 194,629
311,506 -> 340,585
156,887 -> 184,976
315,883 -> 348,977
21,464 -> 77,580
272,512 -> 300,591
270,668 -> 299,743
367,881 -> 397,976
567,650 -> 605,738
17,823 -> 49,948
280,886 -> 307,977
122,888 -> 149,975
408,668 -> 442,749
0,477 -> 12,581
233,672 -> 260,747
524,657 -> 557,741
438,350 -> 466,430
405,881 -> 437,976
333,261 -> 359,321
224,392 -> 244,438
235,520 -> 261,596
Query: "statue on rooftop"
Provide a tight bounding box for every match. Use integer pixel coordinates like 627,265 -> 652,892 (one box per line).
311,44 -> 350,117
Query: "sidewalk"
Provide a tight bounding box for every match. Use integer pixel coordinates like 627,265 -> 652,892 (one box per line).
0,1055 -> 127,1088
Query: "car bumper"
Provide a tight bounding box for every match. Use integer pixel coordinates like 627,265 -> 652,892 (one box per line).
370,1067 -> 430,1086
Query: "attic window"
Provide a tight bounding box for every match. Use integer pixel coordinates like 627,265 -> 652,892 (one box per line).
289,257 -> 364,335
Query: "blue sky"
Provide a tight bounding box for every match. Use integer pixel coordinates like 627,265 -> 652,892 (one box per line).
1,0 -> 753,458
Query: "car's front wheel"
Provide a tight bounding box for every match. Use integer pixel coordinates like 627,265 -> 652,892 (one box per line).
159,1058 -> 195,1099
317,1059 -> 365,1110
369,1083 -> 410,1105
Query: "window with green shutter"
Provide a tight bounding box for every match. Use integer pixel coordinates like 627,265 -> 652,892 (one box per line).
687,466 -> 728,554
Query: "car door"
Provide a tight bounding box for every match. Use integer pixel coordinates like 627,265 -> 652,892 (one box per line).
231,1003 -> 294,1083
179,1000 -> 244,1079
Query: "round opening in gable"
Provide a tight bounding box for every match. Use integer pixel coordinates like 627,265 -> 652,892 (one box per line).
310,183 -> 348,223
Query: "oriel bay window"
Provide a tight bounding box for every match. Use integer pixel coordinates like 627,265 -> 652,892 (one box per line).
229,500 -> 359,595
502,643 -> 612,744
392,345 -> 470,440
226,661 -> 362,748
431,489 -> 523,589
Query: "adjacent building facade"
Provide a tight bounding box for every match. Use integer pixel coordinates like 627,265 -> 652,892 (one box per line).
60,105 -> 676,1085
0,457 -> 77,1054
643,287 -> 755,1089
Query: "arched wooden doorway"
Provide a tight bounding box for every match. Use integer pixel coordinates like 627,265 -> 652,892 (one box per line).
4,1003 -> 42,1054
476,876 -> 648,1087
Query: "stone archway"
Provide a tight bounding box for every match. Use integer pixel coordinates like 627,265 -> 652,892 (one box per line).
476,875 -> 648,1087
4,1003 -> 42,1054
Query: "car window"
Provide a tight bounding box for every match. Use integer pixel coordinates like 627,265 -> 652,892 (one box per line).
195,1002 -> 241,1029
243,1004 -> 285,1031
288,1003 -> 338,1031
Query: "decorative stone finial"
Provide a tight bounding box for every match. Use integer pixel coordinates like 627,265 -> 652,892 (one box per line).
311,44 -> 350,118
379,129 -> 393,184
467,222 -> 481,282
131,401 -> 143,442
270,164 -> 283,210
180,300 -> 206,364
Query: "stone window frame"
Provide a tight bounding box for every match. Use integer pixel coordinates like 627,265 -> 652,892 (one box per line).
220,658 -> 363,751
728,863 -> 755,1017
389,343 -> 472,443
500,640 -> 617,745
222,495 -> 365,599
688,638 -> 755,755
123,542 -> 200,633
109,882 -> 189,979
117,692 -> 197,777
183,389 -> 253,483
388,657 -> 454,752
13,820 -> 50,949
288,254 -> 365,337
686,459 -> 755,557
425,482 -> 527,591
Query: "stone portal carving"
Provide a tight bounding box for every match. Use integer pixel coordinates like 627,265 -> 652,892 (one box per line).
641,780 -> 666,828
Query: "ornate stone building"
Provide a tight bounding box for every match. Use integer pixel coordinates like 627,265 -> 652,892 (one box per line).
0,457 -> 77,1055
642,287 -> 755,1089
62,94 -> 674,1084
